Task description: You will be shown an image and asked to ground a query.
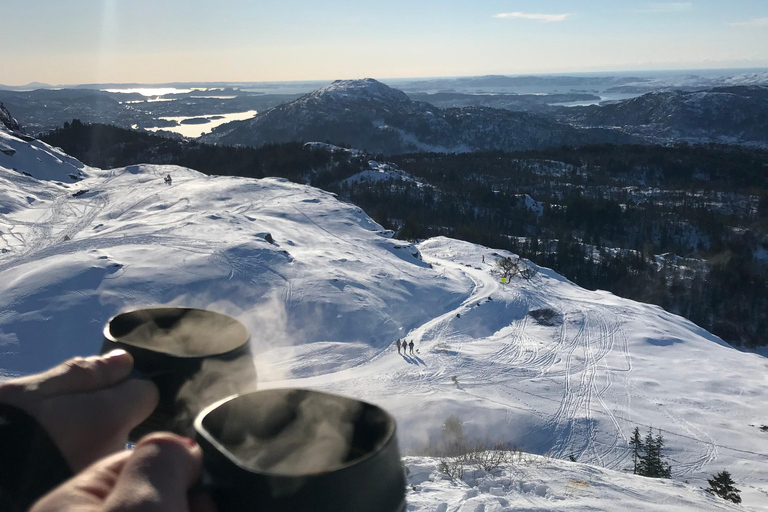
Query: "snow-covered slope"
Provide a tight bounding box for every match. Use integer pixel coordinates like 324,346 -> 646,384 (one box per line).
1,135 -> 767,510
0,123 -> 88,181
402,454 -> 746,512
0,164 -> 460,377
264,236 -> 767,509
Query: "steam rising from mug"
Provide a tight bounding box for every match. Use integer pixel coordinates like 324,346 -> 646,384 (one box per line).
102,308 -> 406,511
207,389 -> 363,475
109,308 -> 247,356
196,389 -> 407,512
101,307 -> 256,439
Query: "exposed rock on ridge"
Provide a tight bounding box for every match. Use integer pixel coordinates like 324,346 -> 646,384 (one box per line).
0,103 -> 24,134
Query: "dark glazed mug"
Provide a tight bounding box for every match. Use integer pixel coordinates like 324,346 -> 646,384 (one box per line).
195,389 -> 406,512
101,307 -> 255,440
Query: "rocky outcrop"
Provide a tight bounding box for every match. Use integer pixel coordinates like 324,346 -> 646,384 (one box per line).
0,102 -> 24,134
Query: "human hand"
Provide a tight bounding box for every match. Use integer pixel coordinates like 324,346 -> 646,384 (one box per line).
0,351 -> 159,471
31,432 -> 215,512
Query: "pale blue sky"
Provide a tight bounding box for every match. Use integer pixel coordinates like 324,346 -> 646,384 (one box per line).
4,0 -> 768,85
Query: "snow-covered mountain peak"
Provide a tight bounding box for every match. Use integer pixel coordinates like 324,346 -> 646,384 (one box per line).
292,77 -> 418,115
307,78 -> 413,105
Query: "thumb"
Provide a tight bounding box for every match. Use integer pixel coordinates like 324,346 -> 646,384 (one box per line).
36,350 -> 135,396
104,433 -> 204,512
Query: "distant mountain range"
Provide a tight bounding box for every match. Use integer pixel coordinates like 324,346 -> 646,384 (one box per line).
394,74 -> 641,93
404,91 -> 601,112
0,82 -> 53,91
0,88 -> 299,135
200,78 -> 634,154
392,70 -> 768,94
5,74 -> 768,151
561,86 -> 768,146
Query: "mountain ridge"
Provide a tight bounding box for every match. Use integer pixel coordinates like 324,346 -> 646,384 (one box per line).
562,85 -> 768,145
201,78 -> 634,154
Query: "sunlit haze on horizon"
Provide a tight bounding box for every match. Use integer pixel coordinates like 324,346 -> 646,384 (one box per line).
4,0 -> 768,85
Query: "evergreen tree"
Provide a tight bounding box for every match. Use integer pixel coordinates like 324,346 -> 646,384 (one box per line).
705,470 -> 742,504
651,430 -> 672,478
441,416 -> 465,456
629,427 -> 643,475
635,427 -> 672,478
398,216 -> 424,242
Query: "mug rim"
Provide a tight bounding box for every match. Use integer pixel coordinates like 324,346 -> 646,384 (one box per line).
194,388 -> 397,478
103,306 -> 249,358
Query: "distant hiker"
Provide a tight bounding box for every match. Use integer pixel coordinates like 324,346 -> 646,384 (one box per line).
482,255 -> 485,263
409,340 -> 415,355
396,339 -> 402,354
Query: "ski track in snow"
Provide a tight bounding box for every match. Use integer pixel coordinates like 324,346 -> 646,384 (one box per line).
272,246 -> 751,492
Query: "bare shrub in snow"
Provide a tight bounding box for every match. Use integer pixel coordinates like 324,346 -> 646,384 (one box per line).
494,255 -> 538,281
439,454 -> 467,480
470,443 -> 513,472
437,442 -> 514,480
519,263 -> 539,280
427,417 -> 541,480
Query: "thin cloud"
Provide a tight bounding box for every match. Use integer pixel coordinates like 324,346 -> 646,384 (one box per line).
494,12 -> 570,23
730,16 -> 768,27
634,2 -> 693,13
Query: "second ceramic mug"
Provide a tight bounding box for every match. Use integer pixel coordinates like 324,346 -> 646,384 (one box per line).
101,307 -> 255,440
195,388 -> 407,512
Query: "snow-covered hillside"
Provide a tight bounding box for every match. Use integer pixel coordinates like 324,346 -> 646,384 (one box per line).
0,122 -> 87,181
0,148 -> 459,377
1,130 -> 767,510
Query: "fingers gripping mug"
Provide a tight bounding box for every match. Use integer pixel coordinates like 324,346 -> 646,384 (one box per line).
195,389 -> 407,512
101,307 -> 406,511
101,307 -> 255,440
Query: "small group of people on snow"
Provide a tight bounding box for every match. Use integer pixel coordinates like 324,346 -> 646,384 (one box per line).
396,339 -> 415,355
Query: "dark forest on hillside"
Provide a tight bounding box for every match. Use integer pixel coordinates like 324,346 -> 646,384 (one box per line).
42,120 -> 364,182
42,122 -> 768,347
